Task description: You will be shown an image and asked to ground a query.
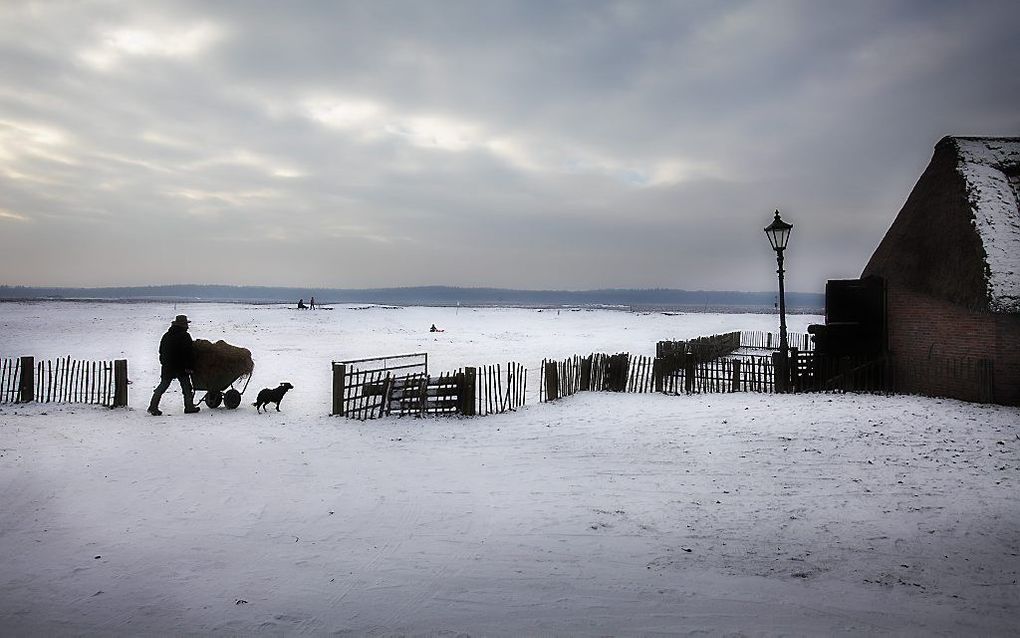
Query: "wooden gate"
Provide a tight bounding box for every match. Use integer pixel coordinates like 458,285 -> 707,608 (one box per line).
331,353 -> 526,419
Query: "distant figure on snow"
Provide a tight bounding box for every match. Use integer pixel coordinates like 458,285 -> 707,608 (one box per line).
297,298 -> 307,309
309,296 -> 316,310
430,323 -> 444,333
147,314 -> 200,415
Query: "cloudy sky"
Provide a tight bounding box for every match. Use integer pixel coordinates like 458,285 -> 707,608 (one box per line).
1,1 -> 1017,293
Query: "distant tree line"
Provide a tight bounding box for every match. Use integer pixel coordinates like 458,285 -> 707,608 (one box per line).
0,284 -> 824,312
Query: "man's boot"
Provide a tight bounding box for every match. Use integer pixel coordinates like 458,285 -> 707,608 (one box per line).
147,395 -> 163,416
184,405 -> 201,414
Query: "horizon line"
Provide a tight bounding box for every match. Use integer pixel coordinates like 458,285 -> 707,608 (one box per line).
0,283 -> 826,296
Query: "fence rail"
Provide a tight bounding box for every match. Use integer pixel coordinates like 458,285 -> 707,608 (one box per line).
1,356 -> 128,407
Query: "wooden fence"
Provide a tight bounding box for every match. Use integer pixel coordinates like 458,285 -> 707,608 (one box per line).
738,330 -> 814,352
790,352 -> 883,393
331,352 -> 526,419
331,353 -> 428,419
527,332 -> 996,407
886,354 -> 995,403
540,353 -> 641,401
1,356 -> 128,407
385,363 -> 528,418
537,321 -> 1006,406
540,355 -> 585,401
656,331 -> 741,361
656,331 -> 814,363
474,362 -> 527,416
790,352 -> 998,403
658,354 -> 778,394
540,351 -> 779,401
388,371 -> 464,417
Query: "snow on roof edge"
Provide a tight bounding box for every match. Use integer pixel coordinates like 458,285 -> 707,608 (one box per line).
951,136 -> 1020,313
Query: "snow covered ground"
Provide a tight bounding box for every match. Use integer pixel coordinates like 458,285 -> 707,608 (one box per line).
1,302 -> 1018,635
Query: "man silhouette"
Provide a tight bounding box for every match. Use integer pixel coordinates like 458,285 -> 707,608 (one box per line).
147,315 -> 200,415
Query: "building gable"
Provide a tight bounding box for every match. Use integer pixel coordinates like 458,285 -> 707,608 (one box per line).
864,136 -> 1020,314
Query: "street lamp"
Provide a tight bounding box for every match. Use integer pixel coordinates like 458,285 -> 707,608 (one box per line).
764,210 -> 793,390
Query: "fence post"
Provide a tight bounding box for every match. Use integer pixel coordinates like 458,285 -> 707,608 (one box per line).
773,352 -> 790,393
332,363 -> 346,416
837,356 -> 851,393
653,358 -> 664,393
730,359 -> 741,393
684,354 -> 695,394
544,361 -> 559,402
461,367 -> 477,416
789,348 -> 799,392
580,355 -> 592,391
113,359 -> 128,407
382,373 -> 395,418
18,356 -> 34,402
978,359 -> 994,403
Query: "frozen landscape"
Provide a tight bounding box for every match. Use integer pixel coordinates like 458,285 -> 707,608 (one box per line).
1,301 -> 1018,635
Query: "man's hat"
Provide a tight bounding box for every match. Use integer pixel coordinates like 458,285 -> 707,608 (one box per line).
172,314 -> 190,326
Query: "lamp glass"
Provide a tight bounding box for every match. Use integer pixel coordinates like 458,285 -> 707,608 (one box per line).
764,211 -> 793,251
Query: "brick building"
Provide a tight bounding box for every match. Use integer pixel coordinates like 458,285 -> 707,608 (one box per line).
861,136 -> 1020,405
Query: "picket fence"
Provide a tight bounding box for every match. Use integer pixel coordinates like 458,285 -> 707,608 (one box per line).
1,356 -> 128,407
540,351 -> 778,402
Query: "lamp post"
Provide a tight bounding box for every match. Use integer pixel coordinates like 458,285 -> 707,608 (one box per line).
764,210 -> 793,391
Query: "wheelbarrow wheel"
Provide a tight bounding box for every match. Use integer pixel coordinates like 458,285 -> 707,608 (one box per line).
223,389 -> 242,409
205,390 -> 223,408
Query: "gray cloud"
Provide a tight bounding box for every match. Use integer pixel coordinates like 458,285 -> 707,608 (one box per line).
1,0 -> 1017,292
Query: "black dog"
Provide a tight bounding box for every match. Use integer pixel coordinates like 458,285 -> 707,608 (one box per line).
253,382 -> 293,413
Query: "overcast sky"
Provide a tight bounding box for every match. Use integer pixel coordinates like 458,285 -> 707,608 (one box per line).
1,1 -> 1017,293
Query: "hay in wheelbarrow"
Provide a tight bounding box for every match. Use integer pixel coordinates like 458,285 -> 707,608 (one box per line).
191,339 -> 254,391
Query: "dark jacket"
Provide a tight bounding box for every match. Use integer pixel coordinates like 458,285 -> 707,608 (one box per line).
159,325 -> 195,373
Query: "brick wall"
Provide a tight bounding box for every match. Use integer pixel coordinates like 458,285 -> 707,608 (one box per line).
886,286 -> 1020,405
996,312 -> 1020,406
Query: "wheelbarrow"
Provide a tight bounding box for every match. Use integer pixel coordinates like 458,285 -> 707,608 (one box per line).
190,339 -> 255,409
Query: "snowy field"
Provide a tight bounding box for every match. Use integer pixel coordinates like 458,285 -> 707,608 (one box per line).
1,301 -> 1018,636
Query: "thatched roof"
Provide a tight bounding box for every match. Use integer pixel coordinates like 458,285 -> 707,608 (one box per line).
863,136 -> 1020,313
